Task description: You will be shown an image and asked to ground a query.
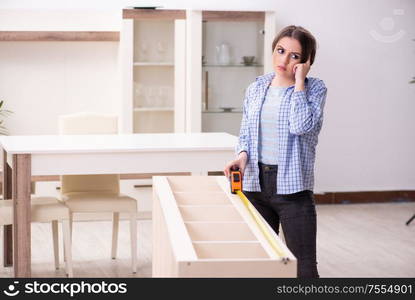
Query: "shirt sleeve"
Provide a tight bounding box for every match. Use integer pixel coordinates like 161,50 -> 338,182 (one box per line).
235,83 -> 254,158
288,79 -> 328,135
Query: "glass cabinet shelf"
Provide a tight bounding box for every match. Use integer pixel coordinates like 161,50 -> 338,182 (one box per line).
202,64 -> 263,68
133,62 -> 174,66
202,109 -> 242,113
134,107 -> 174,112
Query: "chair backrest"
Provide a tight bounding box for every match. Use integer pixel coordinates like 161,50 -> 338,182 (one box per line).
58,112 -> 120,195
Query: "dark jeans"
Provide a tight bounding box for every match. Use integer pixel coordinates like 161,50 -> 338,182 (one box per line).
243,162 -> 319,278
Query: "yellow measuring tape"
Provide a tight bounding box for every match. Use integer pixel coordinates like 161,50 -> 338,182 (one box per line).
236,190 -> 289,263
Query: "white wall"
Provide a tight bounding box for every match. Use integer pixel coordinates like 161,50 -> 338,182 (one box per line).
0,0 -> 414,192
0,10 -> 121,135
0,41 -> 120,135
268,0 -> 415,192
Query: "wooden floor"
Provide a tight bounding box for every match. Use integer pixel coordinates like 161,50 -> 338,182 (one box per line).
316,202 -> 415,277
0,186 -> 414,277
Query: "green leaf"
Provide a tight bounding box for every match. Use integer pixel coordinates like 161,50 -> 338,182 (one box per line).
0,100 -> 12,135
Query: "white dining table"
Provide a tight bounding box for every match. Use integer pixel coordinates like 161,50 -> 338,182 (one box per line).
0,132 -> 237,277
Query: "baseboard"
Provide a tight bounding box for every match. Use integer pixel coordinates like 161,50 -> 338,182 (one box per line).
314,190 -> 415,204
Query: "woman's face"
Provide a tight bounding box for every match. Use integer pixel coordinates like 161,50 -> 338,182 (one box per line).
272,36 -> 303,78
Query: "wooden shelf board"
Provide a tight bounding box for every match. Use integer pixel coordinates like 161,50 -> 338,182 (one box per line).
203,64 -> 263,68
123,9 -> 186,20
202,11 -> 265,21
0,31 -> 120,42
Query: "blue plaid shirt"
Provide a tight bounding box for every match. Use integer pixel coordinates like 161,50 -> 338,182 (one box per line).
236,72 -> 327,194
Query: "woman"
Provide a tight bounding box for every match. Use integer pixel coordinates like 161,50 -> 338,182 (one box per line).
224,25 -> 327,278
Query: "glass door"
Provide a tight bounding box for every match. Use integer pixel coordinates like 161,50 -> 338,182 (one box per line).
133,19 -> 175,133
201,14 -> 265,136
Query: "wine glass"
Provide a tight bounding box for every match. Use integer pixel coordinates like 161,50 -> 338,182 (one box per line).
156,41 -> 167,62
158,86 -> 169,107
134,83 -> 145,107
146,86 -> 159,107
139,41 -> 149,62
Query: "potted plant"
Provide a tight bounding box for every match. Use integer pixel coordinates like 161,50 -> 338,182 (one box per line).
0,100 -> 12,135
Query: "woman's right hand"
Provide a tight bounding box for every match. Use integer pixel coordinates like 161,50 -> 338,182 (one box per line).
223,151 -> 248,179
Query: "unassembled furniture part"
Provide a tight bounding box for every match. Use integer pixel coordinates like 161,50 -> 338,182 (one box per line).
152,176 -> 296,277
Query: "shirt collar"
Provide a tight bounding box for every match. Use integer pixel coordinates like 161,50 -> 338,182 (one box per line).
256,72 -> 309,88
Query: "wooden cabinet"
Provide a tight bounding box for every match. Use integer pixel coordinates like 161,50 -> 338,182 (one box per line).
187,10 -> 276,134
121,9 -> 276,135
152,176 -> 296,277
121,9 -> 186,133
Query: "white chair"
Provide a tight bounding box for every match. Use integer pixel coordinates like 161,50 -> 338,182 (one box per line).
58,112 -> 138,273
0,197 -> 73,277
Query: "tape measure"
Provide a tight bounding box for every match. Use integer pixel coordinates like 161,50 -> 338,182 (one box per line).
230,170 -> 242,194
230,169 -> 289,262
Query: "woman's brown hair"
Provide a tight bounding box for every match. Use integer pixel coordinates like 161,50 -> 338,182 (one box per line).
272,25 -> 317,65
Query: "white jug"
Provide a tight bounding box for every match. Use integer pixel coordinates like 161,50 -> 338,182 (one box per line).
216,43 -> 231,65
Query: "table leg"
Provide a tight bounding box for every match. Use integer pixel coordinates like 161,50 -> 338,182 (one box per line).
2,149 -> 12,267
12,154 -> 31,277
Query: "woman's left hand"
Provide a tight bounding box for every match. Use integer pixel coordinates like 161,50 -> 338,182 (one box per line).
293,58 -> 311,83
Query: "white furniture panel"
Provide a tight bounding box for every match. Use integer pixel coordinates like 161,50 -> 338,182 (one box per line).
153,176 -> 297,277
